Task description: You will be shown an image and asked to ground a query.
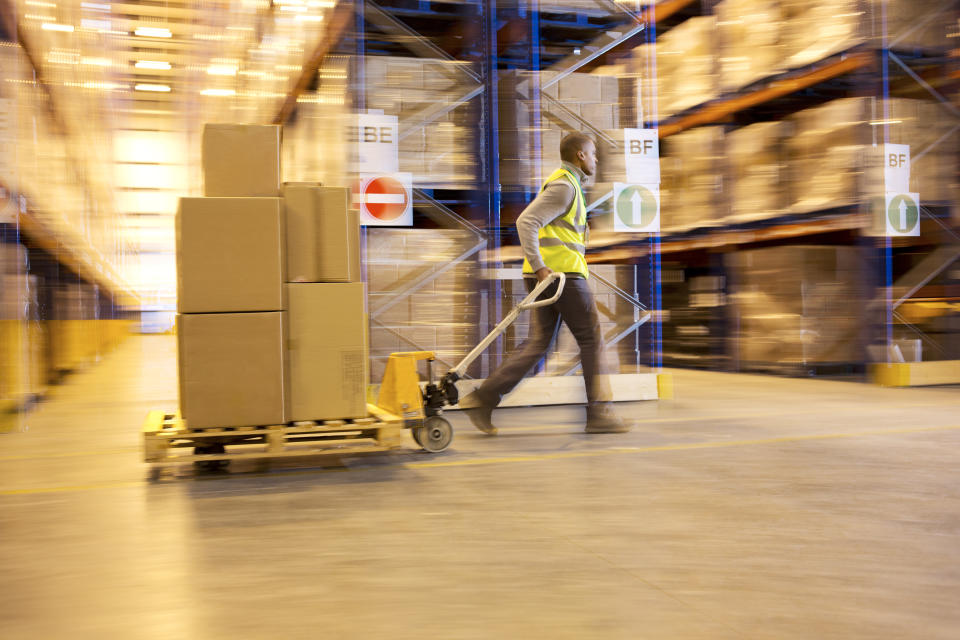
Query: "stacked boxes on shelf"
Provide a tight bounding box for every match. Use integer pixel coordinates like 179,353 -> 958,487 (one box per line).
363,56 -> 476,189
727,121 -> 791,222
627,16 -> 718,122
177,124 -> 368,429
786,98 -> 868,213
715,0 -> 787,92
660,126 -> 727,232
660,265 -> 729,370
498,69 -> 621,189
726,246 -> 866,371
366,230 -> 478,383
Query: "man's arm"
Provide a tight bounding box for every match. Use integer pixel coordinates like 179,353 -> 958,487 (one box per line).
516,180 -> 575,277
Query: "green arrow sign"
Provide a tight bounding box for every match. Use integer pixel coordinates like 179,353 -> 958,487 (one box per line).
615,185 -> 658,229
886,193 -> 919,234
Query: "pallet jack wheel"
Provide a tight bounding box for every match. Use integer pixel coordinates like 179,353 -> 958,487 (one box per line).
194,443 -> 230,471
414,416 -> 453,453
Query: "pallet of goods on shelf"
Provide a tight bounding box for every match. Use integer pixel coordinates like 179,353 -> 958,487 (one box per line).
726,245 -> 868,373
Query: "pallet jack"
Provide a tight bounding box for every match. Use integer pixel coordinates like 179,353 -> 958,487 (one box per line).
376,272 -> 567,452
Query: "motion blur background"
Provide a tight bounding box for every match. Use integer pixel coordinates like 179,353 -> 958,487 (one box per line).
1,0 -> 958,428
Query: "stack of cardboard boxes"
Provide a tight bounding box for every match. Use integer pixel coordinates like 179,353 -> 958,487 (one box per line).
726,246 -> 866,369
363,56 -> 476,189
498,69 -> 621,189
176,124 -> 366,429
660,126 -> 728,232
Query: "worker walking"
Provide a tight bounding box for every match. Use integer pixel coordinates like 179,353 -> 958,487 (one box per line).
464,132 -> 631,435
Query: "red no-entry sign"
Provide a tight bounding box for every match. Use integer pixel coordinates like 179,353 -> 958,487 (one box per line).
356,173 -> 412,226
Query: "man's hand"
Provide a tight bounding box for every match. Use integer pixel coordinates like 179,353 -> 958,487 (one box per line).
535,267 -> 553,282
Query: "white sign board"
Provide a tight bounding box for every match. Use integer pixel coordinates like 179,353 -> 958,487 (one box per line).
884,192 -> 920,237
623,128 -> 660,184
612,183 -> 660,233
883,143 -> 910,193
355,172 -> 413,227
351,113 -> 399,174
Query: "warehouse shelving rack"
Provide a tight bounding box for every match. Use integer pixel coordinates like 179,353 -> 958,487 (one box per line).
534,1 -> 960,382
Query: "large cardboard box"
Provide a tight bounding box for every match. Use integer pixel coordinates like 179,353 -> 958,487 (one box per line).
176,197 -> 285,313
178,312 -> 287,428
202,124 -> 281,197
287,283 -> 368,421
282,184 -> 360,283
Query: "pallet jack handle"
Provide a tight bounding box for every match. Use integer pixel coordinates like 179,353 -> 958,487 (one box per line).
436,272 -> 566,405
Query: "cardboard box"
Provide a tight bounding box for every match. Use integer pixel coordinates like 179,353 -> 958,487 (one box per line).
178,312 -> 287,428
283,185 -> 360,283
176,197 -> 285,313
287,283 -> 369,421
202,124 -> 281,197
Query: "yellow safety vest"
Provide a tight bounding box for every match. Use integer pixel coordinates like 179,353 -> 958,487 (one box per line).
522,167 -> 589,278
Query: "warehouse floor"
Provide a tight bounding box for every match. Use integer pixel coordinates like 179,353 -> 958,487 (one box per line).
1,334 -> 959,639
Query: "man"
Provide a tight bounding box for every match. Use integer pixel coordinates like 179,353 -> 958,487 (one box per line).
464,132 -> 631,435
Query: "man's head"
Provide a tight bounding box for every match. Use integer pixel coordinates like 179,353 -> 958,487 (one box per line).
560,132 -> 597,177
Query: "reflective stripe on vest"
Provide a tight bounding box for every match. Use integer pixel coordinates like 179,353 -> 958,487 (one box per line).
522,167 -> 589,278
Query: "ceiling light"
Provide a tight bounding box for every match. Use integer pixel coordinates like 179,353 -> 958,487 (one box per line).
82,57 -> 112,66
207,65 -> 238,76
81,2 -> 111,10
201,88 -> 236,97
307,0 -> 336,6
136,60 -> 171,70
25,1 -> 57,7
295,14 -> 323,22
41,23 -> 74,32
134,26 -> 172,38
135,83 -> 171,92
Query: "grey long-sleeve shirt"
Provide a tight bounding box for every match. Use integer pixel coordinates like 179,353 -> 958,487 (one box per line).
516,162 -> 587,276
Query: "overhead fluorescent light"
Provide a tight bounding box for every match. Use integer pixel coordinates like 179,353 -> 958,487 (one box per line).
307,0 -> 336,6
295,14 -> 324,22
135,83 -> 171,92
134,26 -> 172,38
81,57 -> 112,66
200,88 -> 236,97
81,2 -> 112,10
136,60 -> 171,70
41,23 -> 75,32
81,19 -> 111,30
207,64 -> 238,76
25,0 -> 57,7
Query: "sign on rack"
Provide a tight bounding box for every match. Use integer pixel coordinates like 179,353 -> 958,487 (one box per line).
880,144 -> 920,237
351,113 -> 399,174
355,173 -> 413,227
623,128 -> 660,184
612,183 -> 660,233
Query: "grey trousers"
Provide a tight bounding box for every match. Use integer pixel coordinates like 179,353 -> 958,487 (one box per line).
476,276 -> 612,409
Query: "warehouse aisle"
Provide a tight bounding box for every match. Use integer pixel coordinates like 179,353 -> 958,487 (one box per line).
2,334 -> 960,639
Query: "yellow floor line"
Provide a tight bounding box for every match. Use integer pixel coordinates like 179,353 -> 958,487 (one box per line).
2,423 -> 958,497
0,448 -> 135,462
501,400 -> 960,433
404,423 -> 960,469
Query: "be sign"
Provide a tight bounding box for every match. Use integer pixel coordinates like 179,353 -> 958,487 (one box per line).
351,113 -> 399,174
623,128 -> 660,184
356,172 -> 413,227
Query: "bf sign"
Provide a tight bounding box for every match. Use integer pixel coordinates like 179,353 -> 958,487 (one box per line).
623,128 -> 660,184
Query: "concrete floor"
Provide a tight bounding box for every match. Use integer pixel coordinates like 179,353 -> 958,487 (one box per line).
1,334 -> 959,639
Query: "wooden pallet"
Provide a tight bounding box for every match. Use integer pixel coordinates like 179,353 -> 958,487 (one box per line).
143,403 -> 405,469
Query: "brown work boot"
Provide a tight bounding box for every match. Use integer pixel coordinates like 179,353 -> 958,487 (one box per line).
461,391 -> 498,435
585,406 -> 632,434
